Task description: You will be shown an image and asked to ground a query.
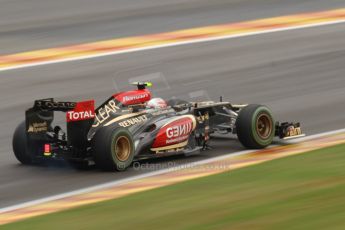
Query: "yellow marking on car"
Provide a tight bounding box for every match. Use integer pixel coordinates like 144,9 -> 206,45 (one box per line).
150,140 -> 189,152
104,112 -> 146,127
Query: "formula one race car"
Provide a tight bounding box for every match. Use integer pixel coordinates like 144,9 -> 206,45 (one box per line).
12,82 -> 304,171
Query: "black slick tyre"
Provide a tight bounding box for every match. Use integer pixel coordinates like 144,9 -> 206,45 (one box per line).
12,121 -> 40,165
236,104 -> 275,149
92,127 -> 135,171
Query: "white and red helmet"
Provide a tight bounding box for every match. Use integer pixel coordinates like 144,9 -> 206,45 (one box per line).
147,98 -> 167,109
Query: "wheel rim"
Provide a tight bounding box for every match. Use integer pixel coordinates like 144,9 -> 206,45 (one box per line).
114,136 -> 131,162
256,113 -> 272,139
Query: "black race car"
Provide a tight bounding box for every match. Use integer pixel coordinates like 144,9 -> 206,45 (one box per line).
12,82 -> 304,171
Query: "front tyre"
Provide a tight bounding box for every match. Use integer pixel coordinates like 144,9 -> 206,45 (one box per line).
236,104 -> 275,149
12,121 -> 39,165
92,127 -> 135,171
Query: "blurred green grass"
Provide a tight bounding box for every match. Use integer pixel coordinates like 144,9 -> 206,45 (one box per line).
2,144 -> 345,230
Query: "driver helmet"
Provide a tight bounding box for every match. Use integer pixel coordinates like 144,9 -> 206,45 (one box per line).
147,98 -> 167,109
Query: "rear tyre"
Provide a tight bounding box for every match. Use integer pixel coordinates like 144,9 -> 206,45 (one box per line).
12,121 -> 40,165
92,127 -> 135,171
236,104 -> 275,149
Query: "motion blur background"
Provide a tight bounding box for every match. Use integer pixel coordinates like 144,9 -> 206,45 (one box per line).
1,0 -> 345,209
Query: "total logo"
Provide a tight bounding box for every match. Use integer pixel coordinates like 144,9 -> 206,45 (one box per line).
67,110 -> 95,122
66,100 -> 95,122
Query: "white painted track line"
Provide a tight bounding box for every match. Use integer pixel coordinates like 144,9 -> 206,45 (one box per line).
1,19 -> 345,73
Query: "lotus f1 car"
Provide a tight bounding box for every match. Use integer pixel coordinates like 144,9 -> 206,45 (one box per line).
12,82 -> 305,171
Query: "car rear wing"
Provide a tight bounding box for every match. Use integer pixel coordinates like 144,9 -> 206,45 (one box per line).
30,99 -> 77,112
26,98 -> 95,147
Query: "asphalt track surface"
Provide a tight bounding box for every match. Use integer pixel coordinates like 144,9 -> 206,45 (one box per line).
1,0 -> 345,208
1,0 -> 345,54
